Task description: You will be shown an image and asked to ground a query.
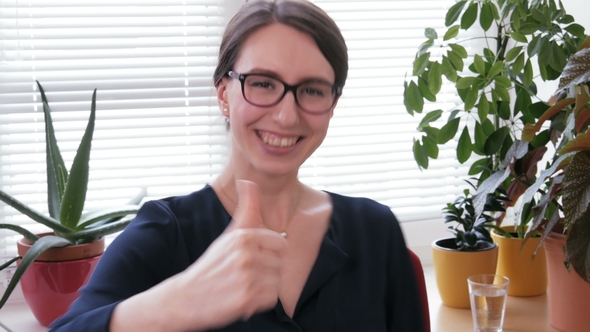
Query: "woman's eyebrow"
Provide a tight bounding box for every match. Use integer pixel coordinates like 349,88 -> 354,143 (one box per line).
243,68 -> 334,84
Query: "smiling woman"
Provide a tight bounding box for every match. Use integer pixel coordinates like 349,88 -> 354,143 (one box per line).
0,0 -> 462,278
44,1 -> 427,331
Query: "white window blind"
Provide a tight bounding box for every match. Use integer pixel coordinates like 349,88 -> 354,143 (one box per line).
0,0 -> 467,261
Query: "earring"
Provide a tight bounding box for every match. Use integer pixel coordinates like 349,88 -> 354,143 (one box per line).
224,116 -> 229,123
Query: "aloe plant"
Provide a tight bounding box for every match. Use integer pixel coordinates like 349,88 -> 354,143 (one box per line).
0,81 -> 145,308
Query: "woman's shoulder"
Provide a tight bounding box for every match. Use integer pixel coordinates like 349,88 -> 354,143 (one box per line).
139,185 -> 217,215
133,184 -> 228,230
326,191 -> 396,221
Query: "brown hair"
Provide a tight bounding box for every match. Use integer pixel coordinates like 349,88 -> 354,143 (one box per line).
213,0 -> 348,90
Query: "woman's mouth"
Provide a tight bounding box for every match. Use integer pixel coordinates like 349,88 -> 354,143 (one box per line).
257,130 -> 300,147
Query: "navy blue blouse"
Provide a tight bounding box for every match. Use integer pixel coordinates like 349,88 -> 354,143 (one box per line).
50,185 -> 424,331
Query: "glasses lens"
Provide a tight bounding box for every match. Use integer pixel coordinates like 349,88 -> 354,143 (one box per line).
296,82 -> 335,113
242,74 -> 336,113
243,75 -> 284,106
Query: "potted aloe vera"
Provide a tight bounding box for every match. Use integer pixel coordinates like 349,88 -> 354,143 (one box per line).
0,81 -> 145,326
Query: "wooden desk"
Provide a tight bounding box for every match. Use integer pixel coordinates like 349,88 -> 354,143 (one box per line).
423,265 -> 559,332
0,265 -> 559,332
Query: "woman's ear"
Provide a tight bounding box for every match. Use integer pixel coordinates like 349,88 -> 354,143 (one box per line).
216,79 -> 230,115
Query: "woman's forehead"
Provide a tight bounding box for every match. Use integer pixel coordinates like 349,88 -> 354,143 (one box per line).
233,23 -> 335,83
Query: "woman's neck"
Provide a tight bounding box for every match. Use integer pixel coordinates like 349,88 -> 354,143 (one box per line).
212,171 -> 306,233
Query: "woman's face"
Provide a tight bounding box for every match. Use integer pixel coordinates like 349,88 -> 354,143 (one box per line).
217,23 -> 338,177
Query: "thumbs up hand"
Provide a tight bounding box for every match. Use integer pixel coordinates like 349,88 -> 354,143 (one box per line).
163,180 -> 286,331
225,180 -> 266,232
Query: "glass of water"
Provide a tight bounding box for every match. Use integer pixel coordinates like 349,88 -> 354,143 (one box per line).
468,274 -> 510,332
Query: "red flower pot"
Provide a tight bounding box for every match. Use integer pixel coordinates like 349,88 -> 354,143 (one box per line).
17,234 -> 104,327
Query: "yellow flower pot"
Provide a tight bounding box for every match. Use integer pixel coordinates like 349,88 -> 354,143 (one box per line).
432,238 -> 498,309
491,226 -> 547,296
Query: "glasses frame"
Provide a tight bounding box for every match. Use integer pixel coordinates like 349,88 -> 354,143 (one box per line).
227,71 -> 342,115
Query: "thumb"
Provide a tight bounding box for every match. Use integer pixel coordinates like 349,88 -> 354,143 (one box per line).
229,180 -> 265,230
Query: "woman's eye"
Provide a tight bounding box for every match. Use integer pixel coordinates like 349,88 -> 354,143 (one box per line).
249,80 -> 275,89
302,86 -> 326,97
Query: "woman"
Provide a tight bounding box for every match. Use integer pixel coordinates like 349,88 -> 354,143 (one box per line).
50,0 -> 424,331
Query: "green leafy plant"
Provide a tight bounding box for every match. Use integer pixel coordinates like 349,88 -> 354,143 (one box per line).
404,0 -> 586,185
443,181 -> 509,251
473,37 -> 590,282
404,0 -> 587,241
0,81 -> 145,308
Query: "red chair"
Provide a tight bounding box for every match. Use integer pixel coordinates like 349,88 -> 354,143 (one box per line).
408,249 -> 430,332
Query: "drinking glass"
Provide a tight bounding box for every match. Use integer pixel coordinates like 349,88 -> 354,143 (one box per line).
468,274 -> 510,332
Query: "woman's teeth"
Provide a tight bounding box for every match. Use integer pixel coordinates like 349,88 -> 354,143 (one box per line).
260,132 -> 299,147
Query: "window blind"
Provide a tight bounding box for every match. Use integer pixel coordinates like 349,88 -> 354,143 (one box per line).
0,0 -> 467,263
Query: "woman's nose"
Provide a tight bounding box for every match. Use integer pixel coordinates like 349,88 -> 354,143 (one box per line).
272,90 -> 300,127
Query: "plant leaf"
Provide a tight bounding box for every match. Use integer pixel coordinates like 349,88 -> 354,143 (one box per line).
76,205 -> 140,230
418,76 -> 436,102
443,25 -> 460,41
461,2 -> 478,30
418,110 -> 443,129
522,59 -> 533,87
473,55 -> 486,75
0,190 -> 73,234
0,236 -> 71,310
527,35 -> 542,58
484,127 -> 509,155
563,151 -> 590,230
505,46 -> 523,62
424,27 -> 438,40
511,32 -> 527,43
37,81 -> 67,219
449,43 -> 468,58
477,94 -> 490,122
413,139 -> 428,169
437,117 -> 461,144
60,89 -> 97,229
67,218 -> 134,243
423,136 -> 439,159
428,62 -> 443,95
445,1 -> 468,27
413,52 -> 431,76
556,47 -> 590,93
417,40 -> 434,57
0,224 -> 39,243
563,151 -> 590,283
512,52 -> 525,77
457,127 -> 473,163
441,56 -> 458,82
479,2 -> 494,31
405,80 -> 424,114
447,50 -> 465,71
522,98 -> 576,142
488,61 -> 504,78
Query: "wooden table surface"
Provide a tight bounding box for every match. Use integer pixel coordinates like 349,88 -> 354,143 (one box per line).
423,265 -> 559,332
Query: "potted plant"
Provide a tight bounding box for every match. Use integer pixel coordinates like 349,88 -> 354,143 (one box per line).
516,39 -> 590,331
474,37 -> 590,331
0,81 -> 145,326
431,182 -> 506,308
405,0 -> 587,301
404,0 -> 585,185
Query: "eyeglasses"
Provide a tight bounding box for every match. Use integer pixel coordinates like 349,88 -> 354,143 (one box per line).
227,71 -> 342,114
